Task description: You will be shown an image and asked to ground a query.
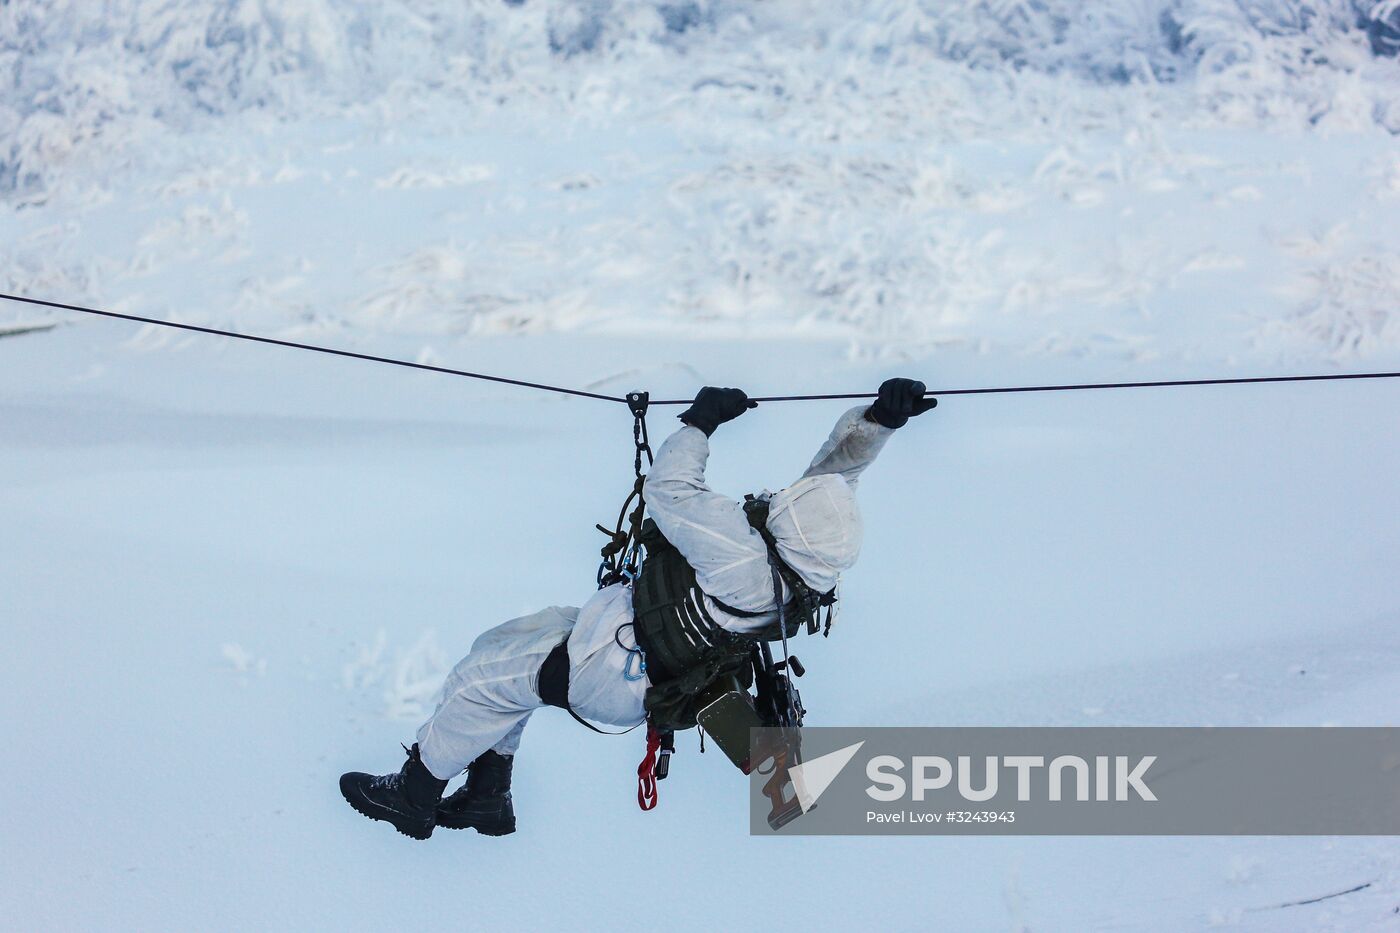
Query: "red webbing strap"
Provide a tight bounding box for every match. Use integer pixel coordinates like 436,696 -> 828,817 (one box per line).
637,725 -> 662,811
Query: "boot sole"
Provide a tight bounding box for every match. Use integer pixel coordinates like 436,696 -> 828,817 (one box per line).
435,816 -> 516,837
340,774 -> 435,841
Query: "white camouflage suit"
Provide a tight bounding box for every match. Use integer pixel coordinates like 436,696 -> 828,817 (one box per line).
415,406 -> 895,780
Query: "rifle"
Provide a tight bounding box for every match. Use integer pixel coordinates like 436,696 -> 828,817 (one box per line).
752,641 -> 806,829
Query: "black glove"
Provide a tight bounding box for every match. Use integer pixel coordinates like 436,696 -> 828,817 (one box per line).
866,377 -> 937,429
678,386 -> 757,436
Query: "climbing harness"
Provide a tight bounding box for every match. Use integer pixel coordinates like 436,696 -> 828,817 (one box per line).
589,403 -> 829,811
588,391 -> 679,808
616,496 -> 827,812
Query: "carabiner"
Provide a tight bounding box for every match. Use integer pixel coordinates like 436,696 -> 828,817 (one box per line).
623,646 -> 647,682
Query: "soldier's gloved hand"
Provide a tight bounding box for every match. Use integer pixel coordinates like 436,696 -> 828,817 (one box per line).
679,386 -> 757,436
866,377 -> 937,429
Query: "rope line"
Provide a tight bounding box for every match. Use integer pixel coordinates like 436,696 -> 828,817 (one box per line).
7,292 -> 1400,404
0,292 -> 624,403
648,370 -> 1400,405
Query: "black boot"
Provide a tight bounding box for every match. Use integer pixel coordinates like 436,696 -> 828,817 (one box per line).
436,749 -> 516,836
339,744 -> 448,840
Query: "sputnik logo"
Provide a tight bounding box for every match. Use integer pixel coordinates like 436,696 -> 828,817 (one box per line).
788,741 -> 865,812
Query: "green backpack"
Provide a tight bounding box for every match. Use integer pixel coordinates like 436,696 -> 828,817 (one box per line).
629,497 -> 833,732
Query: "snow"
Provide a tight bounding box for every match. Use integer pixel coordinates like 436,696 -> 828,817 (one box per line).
3,2 -> 1400,930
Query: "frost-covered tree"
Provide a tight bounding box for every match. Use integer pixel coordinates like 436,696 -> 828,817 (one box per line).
2,0 -> 1398,203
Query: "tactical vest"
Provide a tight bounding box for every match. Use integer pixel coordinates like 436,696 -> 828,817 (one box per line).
630,498 -> 832,730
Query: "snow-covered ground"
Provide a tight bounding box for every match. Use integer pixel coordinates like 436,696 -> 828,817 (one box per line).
3,2 -> 1400,930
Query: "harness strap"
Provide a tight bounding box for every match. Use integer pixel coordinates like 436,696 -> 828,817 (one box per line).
709,592 -> 783,619
766,557 -> 802,726
744,495 -> 834,635
536,639 -> 641,736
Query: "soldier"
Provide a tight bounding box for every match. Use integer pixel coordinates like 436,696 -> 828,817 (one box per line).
340,378 -> 936,838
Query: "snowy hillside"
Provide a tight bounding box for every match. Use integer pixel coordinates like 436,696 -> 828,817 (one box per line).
3,2 -> 1400,931
5,0 -> 1400,360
